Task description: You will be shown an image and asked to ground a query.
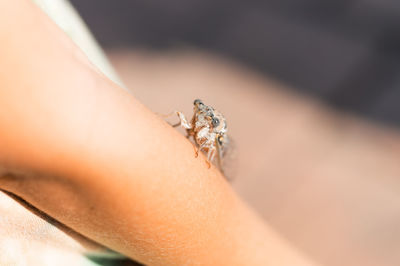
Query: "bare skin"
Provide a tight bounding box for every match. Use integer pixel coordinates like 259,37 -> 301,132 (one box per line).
0,0 -> 314,265
110,50 -> 400,266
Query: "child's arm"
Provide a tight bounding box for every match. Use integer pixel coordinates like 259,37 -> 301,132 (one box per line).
0,0 -> 314,265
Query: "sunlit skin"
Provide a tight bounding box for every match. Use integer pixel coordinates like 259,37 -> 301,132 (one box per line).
0,0 -> 315,265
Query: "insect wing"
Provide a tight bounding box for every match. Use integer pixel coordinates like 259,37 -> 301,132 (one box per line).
216,135 -> 237,181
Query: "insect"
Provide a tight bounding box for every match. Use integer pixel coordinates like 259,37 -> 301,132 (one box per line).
171,99 -> 230,173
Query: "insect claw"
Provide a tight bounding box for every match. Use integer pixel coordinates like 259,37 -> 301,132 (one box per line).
206,160 -> 211,169
191,142 -> 199,157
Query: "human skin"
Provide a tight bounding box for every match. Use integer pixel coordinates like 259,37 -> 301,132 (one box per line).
110,50 -> 400,266
0,0 -> 314,265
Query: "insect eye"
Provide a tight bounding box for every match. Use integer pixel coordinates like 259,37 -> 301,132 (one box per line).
194,99 -> 203,106
212,118 -> 220,127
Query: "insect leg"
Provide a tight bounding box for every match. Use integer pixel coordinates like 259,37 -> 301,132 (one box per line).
159,111 -> 192,129
175,111 -> 192,129
195,142 -> 207,158
171,122 -> 181,128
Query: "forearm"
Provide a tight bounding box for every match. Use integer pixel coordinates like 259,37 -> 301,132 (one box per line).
0,0 -> 313,265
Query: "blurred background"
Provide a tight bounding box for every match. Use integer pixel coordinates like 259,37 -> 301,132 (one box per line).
67,1 -> 400,266
71,0 -> 400,125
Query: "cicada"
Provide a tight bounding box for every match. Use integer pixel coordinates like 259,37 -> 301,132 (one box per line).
171,99 -> 230,175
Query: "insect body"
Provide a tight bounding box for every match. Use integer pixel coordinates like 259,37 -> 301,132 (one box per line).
173,99 -> 229,171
